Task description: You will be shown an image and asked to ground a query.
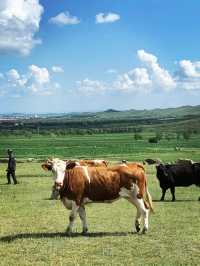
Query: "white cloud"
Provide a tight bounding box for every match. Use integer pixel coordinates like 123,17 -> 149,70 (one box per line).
75,51 -> 200,96
179,60 -> 200,78
29,65 -> 50,85
0,0 -> 43,56
175,59 -> 200,91
76,78 -> 106,95
0,65 -> 61,97
49,11 -> 80,26
52,66 -> 64,73
6,69 -> 27,87
137,50 -> 176,91
114,68 -> 152,92
96,13 -> 120,24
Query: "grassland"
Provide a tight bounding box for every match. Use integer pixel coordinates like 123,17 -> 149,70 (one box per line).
0,131 -> 200,265
0,161 -> 199,266
0,132 -> 200,162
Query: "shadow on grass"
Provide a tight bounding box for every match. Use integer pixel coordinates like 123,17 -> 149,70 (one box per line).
153,199 -> 199,202
0,231 -> 134,242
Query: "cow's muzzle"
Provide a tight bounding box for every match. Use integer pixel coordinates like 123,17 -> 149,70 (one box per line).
54,181 -> 63,190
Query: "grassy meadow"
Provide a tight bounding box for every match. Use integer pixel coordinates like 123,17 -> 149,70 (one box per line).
0,133 -> 200,265
0,133 -> 200,162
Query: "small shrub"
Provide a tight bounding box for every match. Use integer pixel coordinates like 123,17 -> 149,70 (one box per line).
148,137 -> 158,143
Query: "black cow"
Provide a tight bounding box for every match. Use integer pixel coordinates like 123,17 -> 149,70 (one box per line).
156,163 -> 200,201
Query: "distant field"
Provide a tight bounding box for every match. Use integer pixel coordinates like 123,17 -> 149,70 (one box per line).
0,163 -> 199,266
0,133 -> 200,162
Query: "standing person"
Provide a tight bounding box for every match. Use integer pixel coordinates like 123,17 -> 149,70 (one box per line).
6,149 -> 17,185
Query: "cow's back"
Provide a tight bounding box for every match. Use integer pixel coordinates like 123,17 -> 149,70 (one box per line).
165,164 -> 195,186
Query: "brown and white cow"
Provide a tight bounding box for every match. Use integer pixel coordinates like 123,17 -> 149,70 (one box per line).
42,159 -> 153,235
48,159 -> 108,199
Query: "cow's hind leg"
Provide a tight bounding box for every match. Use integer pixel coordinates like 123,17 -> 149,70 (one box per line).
78,206 -> 88,235
66,202 -> 79,235
160,188 -> 166,201
120,187 -> 149,233
129,196 -> 149,234
170,187 -> 176,201
127,198 -> 141,233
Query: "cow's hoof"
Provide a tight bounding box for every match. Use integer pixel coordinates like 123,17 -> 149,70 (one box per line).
82,228 -> 88,236
141,227 -> 148,234
65,227 -> 72,236
172,198 -> 175,202
198,197 -> 200,201
160,198 -> 164,201
135,223 -> 140,233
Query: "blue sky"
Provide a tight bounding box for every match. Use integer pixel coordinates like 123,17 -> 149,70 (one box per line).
0,0 -> 200,113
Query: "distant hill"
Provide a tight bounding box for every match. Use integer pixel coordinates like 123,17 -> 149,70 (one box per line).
1,105 -> 200,121
0,105 -> 200,136
64,105 -> 200,121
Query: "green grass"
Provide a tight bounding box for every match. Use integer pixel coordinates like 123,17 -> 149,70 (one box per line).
0,162 -> 199,266
0,133 -> 200,162
0,133 -> 199,265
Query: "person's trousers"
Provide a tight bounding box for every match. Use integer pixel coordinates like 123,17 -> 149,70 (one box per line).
7,171 -> 17,184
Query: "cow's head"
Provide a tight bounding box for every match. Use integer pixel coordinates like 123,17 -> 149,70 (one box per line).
156,164 -> 169,178
42,158 -> 67,187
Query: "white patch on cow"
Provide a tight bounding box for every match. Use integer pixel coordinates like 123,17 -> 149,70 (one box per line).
93,160 -> 103,165
51,159 -> 66,185
119,184 -> 139,198
82,166 -> 91,183
78,206 -> 88,233
66,201 -> 80,234
83,197 -> 93,204
119,184 -> 149,233
120,163 -> 128,167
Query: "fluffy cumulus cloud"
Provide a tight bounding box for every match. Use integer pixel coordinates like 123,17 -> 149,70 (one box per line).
76,50 -> 200,96
114,68 -> 152,92
76,78 -> 106,95
49,11 -> 80,26
112,50 -> 176,93
175,59 -> 200,91
137,50 -> 176,91
96,13 -> 120,24
0,65 -> 61,97
0,0 -> 43,56
179,60 -> 200,78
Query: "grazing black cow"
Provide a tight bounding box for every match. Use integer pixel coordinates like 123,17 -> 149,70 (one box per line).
156,163 -> 200,201
144,158 -> 162,165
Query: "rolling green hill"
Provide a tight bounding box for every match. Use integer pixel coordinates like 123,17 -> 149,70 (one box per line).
0,105 -> 200,135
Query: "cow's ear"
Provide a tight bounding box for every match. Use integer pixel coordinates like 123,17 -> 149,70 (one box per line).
42,163 -> 49,171
66,161 -> 77,170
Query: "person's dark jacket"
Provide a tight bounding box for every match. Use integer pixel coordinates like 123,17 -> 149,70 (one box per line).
8,156 -> 16,172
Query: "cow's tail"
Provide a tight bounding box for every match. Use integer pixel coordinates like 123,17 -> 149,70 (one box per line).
145,185 -> 154,213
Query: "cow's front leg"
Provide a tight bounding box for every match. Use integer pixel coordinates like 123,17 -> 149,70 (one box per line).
78,206 -> 88,235
66,202 -> 79,236
135,208 -> 141,233
170,187 -> 176,201
160,188 -> 166,201
129,196 -> 149,234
